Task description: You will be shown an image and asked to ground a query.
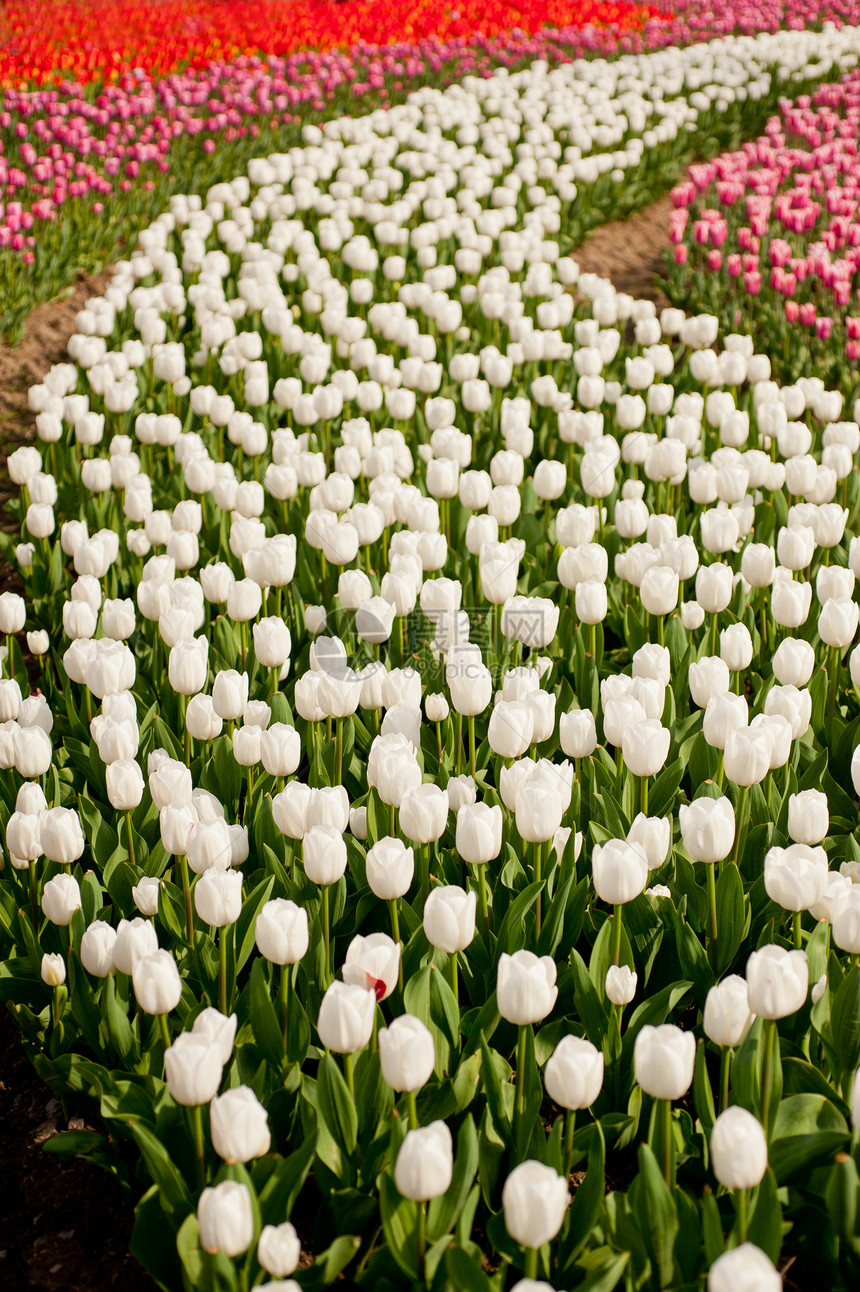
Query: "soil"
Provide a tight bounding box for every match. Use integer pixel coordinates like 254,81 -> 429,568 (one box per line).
0,271 -> 111,514
571,194 -> 674,310
0,1009 -> 156,1292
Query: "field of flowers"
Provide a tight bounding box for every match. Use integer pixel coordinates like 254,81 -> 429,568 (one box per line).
6,2 -> 860,1291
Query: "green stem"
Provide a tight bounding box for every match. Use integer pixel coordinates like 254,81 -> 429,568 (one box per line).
827,645 -> 839,730
534,839 -> 542,937
219,924 -> 228,1016
761,1018 -> 777,1137
524,1247 -> 538,1279
417,1200 -> 427,1282
793,910 -> 802,949
190,1103 -> 206,1193
178,854 -> 194,944
344,1050 -> 356,1100
639,775 -> 649,818
126,813 -> 136,870
709,611 -> 719,658
661,1098 -> 674,1188
720,1046 -> 731,1114
610,904 -> 623,967
29,865 -> 39,932
159,1012 -> 171,1061
335,718 -> 343,786
514,1024 -> 528,1148
706,863 -> 718,944
735,1187 -> 748,1242
615,744 -> 624,802
407,1090 -> 419,1130
564,1109 -> 576,1180
468,714 -> 476,779
280,963 -> 290,1052
448,950 -> 458,1003
322,884 -> 331,987
733,785 -> 748,870
477,865 -> 490,943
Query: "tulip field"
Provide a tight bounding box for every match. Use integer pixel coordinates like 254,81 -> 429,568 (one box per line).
9,3 -> 860,1292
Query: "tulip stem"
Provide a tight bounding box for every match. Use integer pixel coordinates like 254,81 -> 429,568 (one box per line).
468,715 -> 477,779
448,950 -> 458,1003
126,813 -> 136,870
190,1103 -> 206,1193
407,1090 -> 419,1130
246,766 -> 255,826
322,884 -> 331,987
639,775 -> 649,818
524,1247 -> 538,1279
793,910 -> 802,949
28,865 -> 39,932
827,646 -> 839,730
709,612 -> 719,658
720,1046 -> 731,1113
732,786 -> 748,870
760,1018 -> 777,1137
280,963 -> 290,1052
335,718 -> 343,786
477,865 -> 490,943
660,1098 -> 674,1188
564,1109 -> 576,1179
615,745 -> 624,802
344,1050 -> 355,1100
587,622 -> 596,660
735,1187 -> 748,1242
610,904 -> 623,967
706,864 -> 718,944
219,925 -> 228,1015
178,854 -> 195,944
416,1200 -> 427,1278
159,1013 -> 171,1057
534,840 -> 542,937
419,844 -> 430,910
514,1024 -> 528,1148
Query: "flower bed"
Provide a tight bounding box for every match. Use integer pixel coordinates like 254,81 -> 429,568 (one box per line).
665,66 -> 860,388
3,26 -> 860,1291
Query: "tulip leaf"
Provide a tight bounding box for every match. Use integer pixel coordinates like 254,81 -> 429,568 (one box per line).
629,1143 -> 678,1288
128,1119 -> 193,1216
537,860 -> 576,959
101,972 -> 138,1067
317,1051 -> 359,1158
67,950 -> 105,1057
572,1251 -> 630,1292
493,880 -> 543,963
672,917 -> 713,1001
378,1172 -> 419,1279
429,962 -> 461,1055
479,1034 -> 511,1136
300,1234 -> 362,1289
714,861 -> 746,975
747,1168 -> 782,1264
428,1114 -> 478,1240
248,957 -> 285,1066
257,1130 -> 317,1223
621,981 -> 693,1078
700,1188 -> 725,1265
78,791 -> 121,872
233,874 -> 274,972
770,1094 -> 850,1181
830,964 -> 860,1071
571,949 -> 608,1047
444,1246 -> 492,1292
692,1039 -> 716,1138
561,1119 -> 605,1271
648,758 -> 684,819
129,1186 -> 184,1292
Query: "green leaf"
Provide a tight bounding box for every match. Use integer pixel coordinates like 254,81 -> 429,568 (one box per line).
747,1168 -> 782,1264
571,949 -> 608,1047
317,1052 -> 358,1157
714,862 -> 745,974
249,957 -> 285,1066
128,1119 -> 193,1216
378,1173 -> 418,1279
233,874 -> 274,972
770,1094 -> 849,1181
257,1132 -> 316,1223
629,1143 -> 678,1288
561,1120 -> 605,1271
830,964 -> 860,1071
444,1247 -> 492,1292
479,1034 -> 511,1135
428,1114 -> 478,1241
